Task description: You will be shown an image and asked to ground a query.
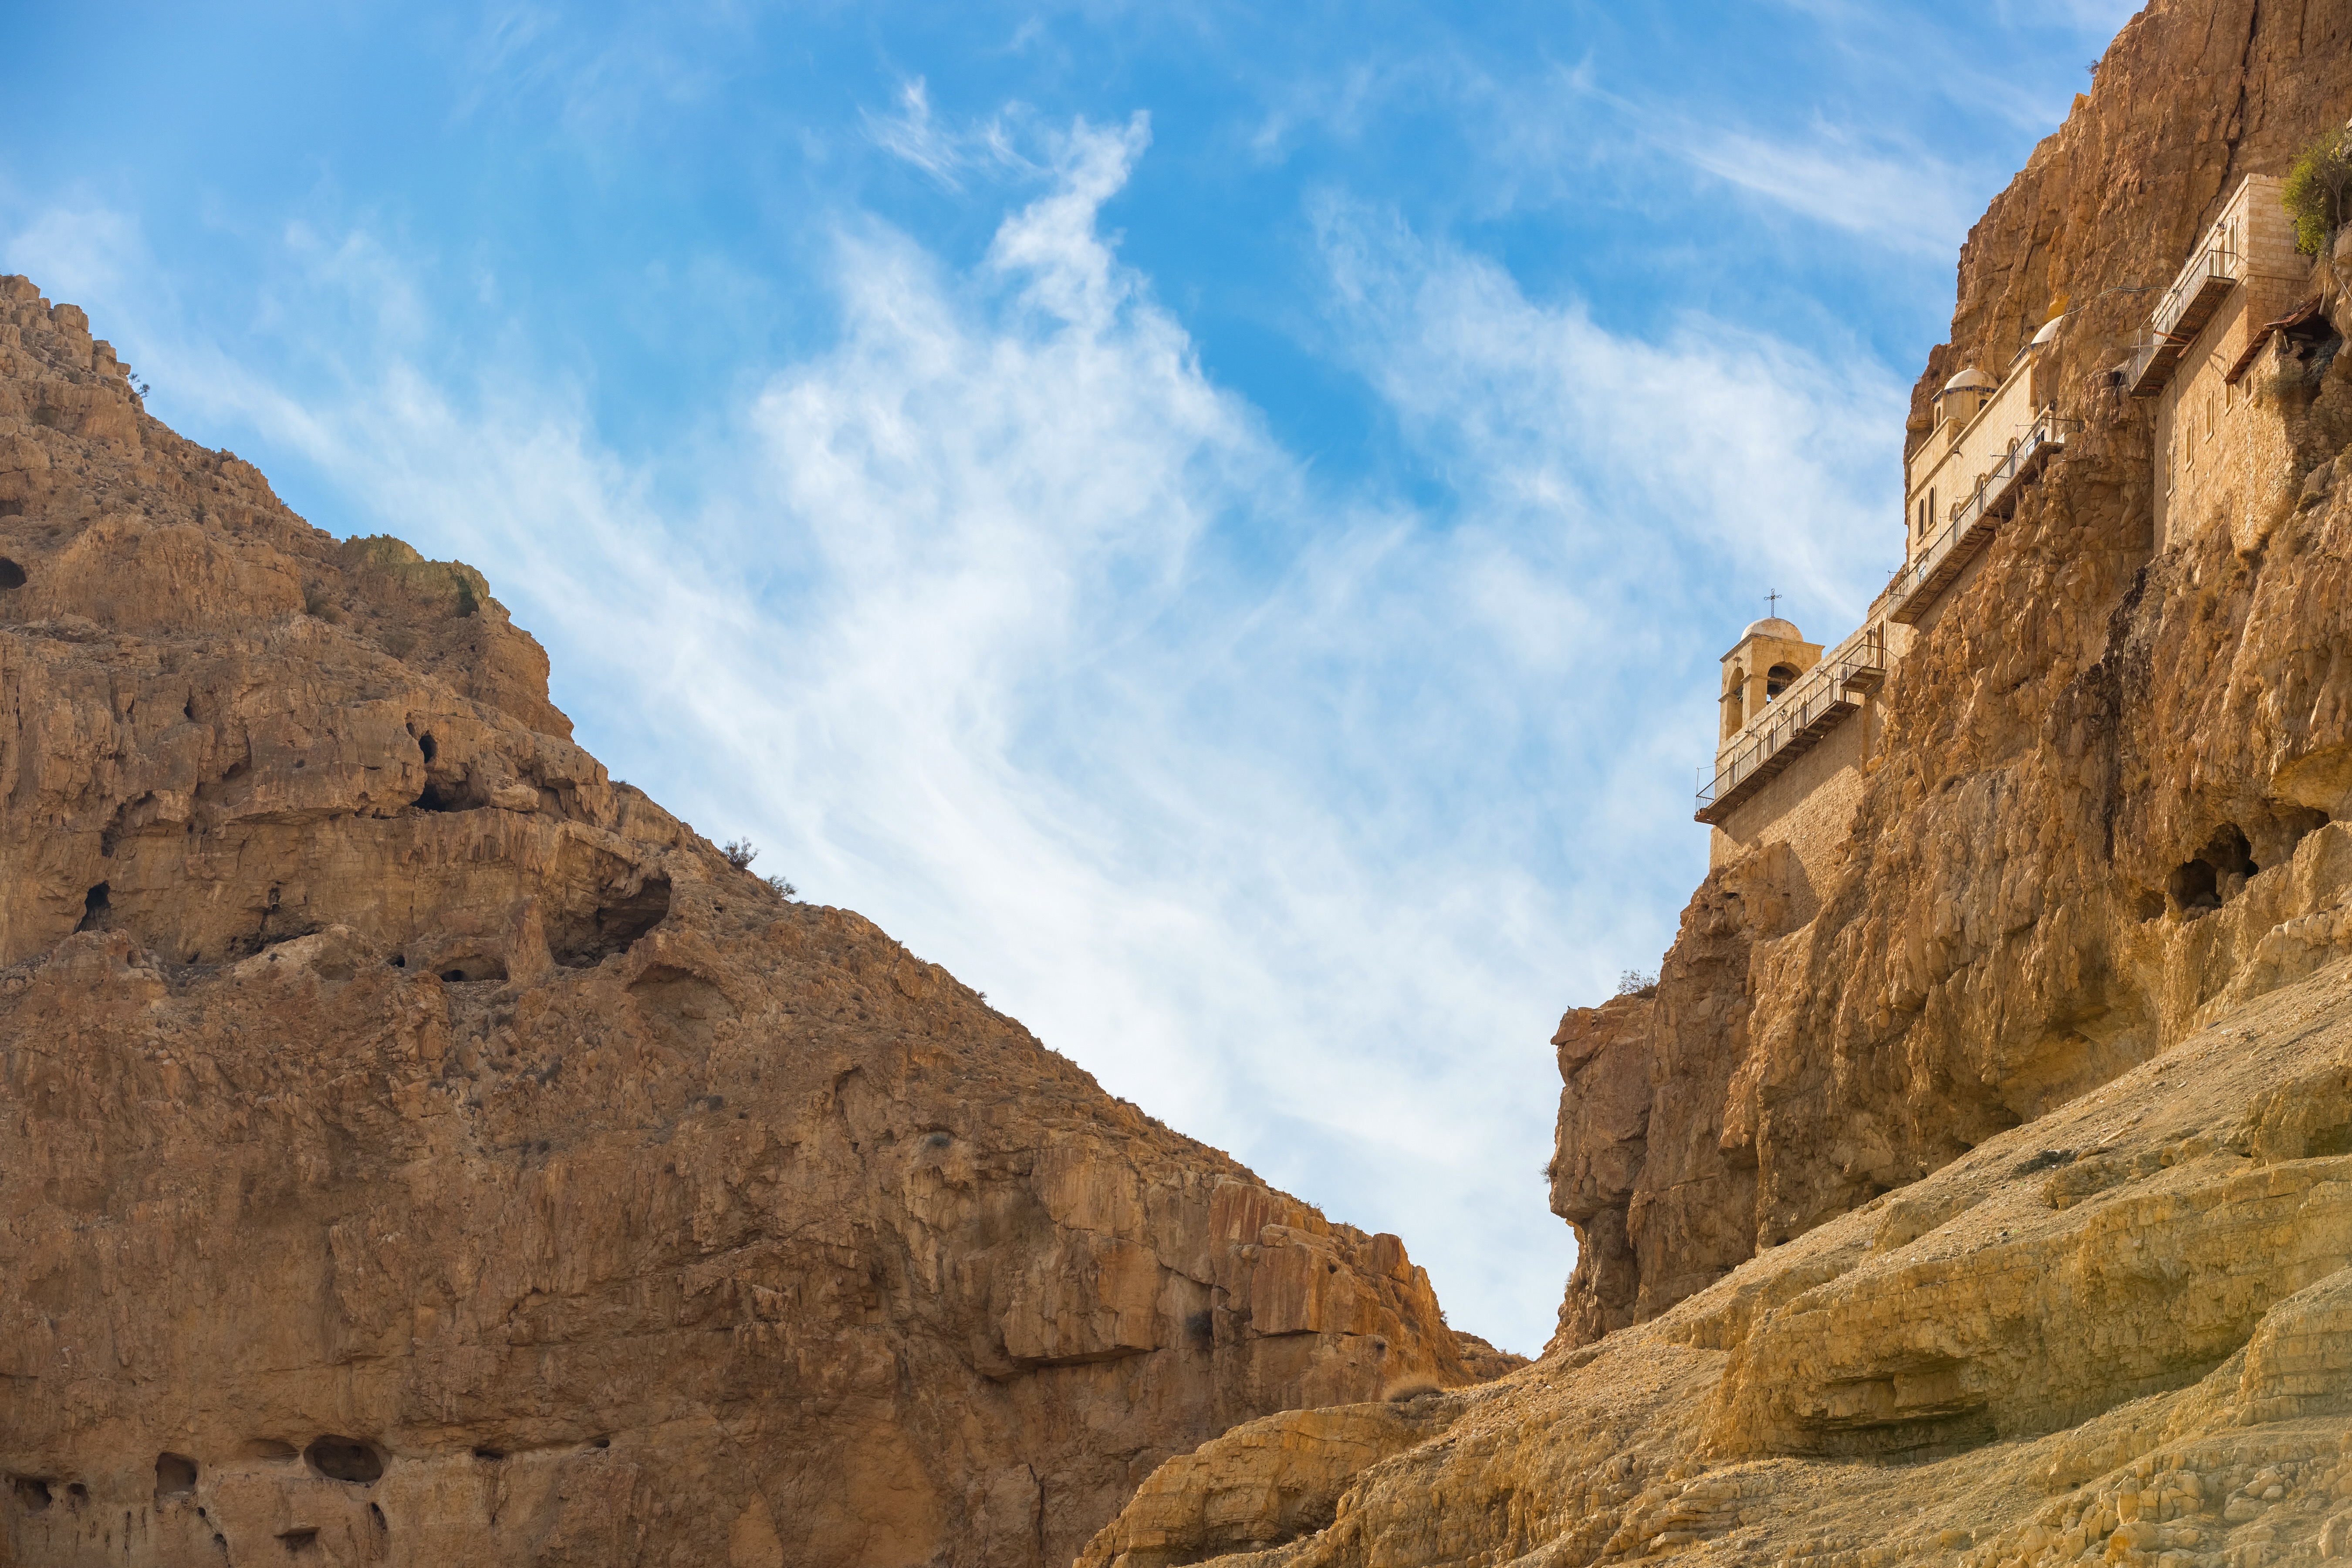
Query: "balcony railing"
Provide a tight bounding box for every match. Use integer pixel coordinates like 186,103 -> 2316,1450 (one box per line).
1696,624 -> 1887,825
2128,243 -> 2240,398
1886,407 -> 2074,626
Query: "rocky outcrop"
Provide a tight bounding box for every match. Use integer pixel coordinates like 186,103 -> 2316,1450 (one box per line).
1550,0 -> 2352,1348
1083,956 -> 2352,1566
0,274 -> 1500,1567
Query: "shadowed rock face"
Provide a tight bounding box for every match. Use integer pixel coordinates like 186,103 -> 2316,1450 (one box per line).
1549,0 -> 2352,1351
0,274 -> 1506,1567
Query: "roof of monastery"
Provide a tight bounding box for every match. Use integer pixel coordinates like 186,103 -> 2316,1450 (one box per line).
1740,616 -> 1802,641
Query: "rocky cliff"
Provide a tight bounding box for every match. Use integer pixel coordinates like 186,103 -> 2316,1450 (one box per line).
0,274 -> 1506,1567
1550,0 -> 2352,1352
1078,1 -> 2352,1563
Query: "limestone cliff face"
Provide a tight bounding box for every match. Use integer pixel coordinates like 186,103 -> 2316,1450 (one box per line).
0,274 -> 1493,1568
1550,0 -> 2352,1348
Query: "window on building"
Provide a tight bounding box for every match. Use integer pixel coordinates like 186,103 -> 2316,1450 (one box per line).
1765,663 -> 1799,701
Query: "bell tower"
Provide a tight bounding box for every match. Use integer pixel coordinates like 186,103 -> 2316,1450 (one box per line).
1717,614 -> 1820,745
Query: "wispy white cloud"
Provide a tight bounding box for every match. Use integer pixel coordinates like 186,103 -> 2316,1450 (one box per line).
862,78 -> 1040,190
1668,122 -> 1980,257
3,115 -> 1905,1353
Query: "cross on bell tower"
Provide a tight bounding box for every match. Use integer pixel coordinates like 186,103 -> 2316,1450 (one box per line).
1764,589 -> 1782,618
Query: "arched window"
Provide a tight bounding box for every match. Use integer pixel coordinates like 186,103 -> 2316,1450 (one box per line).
1765,663 -> 1800,701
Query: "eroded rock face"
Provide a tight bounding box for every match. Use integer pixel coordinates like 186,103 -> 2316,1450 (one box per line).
1084,958 -> 2352,1567
0,275 -> 1500,1567
1550,0 -> 2352,1348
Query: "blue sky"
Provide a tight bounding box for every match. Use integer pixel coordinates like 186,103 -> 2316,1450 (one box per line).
4,0 -> 2138,1354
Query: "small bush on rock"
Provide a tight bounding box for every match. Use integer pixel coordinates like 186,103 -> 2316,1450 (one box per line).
2284,125 -> 2352,254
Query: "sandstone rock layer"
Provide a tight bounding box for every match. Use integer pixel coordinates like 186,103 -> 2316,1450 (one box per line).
1085,960 -> 2352,1566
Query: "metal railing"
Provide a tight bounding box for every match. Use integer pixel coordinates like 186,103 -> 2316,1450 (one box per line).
1696,623 -> 1886,814
1885,406 -> 2075,612
2127,243 -> 2241,392
2150,243 -> 2239,344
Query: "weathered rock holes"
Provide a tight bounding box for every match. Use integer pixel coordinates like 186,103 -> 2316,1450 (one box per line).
436,954 -> 507,984
9,1477 -> 51,1512
552,874 -> 673,967
2170,824 -> 2257,915
0,557 -> 24,590
302,1436 -> 382,1484
277,1527 -> 319,1551
470,1447 -> 505,1461
75,882 -> 109,933
154,1453 -> 197,1504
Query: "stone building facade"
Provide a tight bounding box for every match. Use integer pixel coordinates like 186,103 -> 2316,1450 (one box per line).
2134,173 -> 2318,553
1695,171 -> 2337,906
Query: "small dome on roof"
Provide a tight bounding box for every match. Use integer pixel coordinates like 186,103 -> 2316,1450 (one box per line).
1943,367 -> 1997,394
2031,315 -> 2065,347
1741,616 -> 1801,641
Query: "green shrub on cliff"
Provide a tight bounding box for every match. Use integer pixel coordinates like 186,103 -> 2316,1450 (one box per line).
2283,124 -> 2352,254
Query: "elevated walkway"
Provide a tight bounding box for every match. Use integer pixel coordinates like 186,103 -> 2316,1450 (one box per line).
2128,243 -> 2240,398
1884,408 -> 2072,627
1696,625 -> 1886,825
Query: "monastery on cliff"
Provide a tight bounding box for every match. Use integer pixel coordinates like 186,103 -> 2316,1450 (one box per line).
1699,171 -> 2325,896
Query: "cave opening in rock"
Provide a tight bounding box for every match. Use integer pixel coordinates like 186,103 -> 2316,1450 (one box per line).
2170,823 -> 2257,914
551,874 -> 674,967
10,1477 -> 51,1512
76,882 -> 110,933
436,954 -> 507,984
0,558 -> 24,590
154,1453 -> 197,1503
302,1437 -> 382,1484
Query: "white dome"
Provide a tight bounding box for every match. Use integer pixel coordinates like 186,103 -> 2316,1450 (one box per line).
2031,315 -> 2065,347
1741,616 -> 1802,641
1943,367 -> 1997,393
